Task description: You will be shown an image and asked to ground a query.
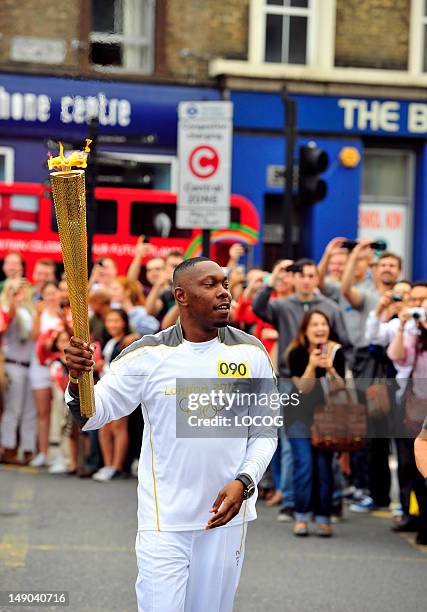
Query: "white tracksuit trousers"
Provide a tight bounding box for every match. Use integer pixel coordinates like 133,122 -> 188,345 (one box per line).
135,523 -> 247,612
0,363 -> 37,452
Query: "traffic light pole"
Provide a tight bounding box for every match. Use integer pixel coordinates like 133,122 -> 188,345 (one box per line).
281,90 -> 297,259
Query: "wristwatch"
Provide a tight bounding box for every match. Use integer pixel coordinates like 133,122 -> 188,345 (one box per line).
235,473 -> 256,499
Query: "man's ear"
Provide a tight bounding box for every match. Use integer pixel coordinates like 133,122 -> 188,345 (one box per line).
174,286 -> 188,307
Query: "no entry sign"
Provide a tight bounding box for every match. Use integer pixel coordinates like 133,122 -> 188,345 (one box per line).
177,101 -> 233,229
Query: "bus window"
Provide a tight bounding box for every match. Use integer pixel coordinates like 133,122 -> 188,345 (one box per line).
0,194 -> 39,232
230,206 -> 240,224
51,199 -> 117,234
130,202 -> 192,238
95,199 -> 117,234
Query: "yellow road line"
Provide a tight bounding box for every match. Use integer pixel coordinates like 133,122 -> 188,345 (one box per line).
0,543 -> 133,553
0,464 -> 41,474
0,482 -> 34,569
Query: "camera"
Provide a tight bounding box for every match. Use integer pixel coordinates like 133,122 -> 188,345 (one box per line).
369,240 -> 387,251
341,240 -> 358,251
408,307 -> 426,322
285,263 -> 302,273
341,239 -> 387,252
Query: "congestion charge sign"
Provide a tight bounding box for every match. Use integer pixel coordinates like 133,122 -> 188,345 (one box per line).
177,101 -> 233,230
189,145 -> 220,179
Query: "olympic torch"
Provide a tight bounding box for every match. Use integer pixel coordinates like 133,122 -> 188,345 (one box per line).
48,140 -> 95,418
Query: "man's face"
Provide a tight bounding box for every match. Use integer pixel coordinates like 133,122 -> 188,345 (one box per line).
96,259 -> 117,287
146,257 -> 165,285
408,285 -> 427,307
293,265 -> 318,296
328,252 -> 348,279
247,269 -> 265,292
33,263 -> 55,288
176,261 -> 232,329
3,254 -> 23,279
166,254 -> 184,279
377,257 -> 401,285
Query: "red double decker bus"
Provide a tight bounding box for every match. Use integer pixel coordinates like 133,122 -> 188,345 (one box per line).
0,182 -> 260,277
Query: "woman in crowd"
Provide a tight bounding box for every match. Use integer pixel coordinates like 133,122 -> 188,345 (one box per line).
0,278 -> 36,464
286,310 -> 346,537
387,299 -> 427,545
109,276 -> 159,336
29,280 -> 71,467
92,309 -> 139,482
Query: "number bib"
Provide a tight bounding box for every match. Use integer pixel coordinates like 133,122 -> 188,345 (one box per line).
217,361 -> 250,378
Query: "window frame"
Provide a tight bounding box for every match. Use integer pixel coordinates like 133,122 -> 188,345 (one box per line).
262,0 -> 314,66
248,0 -> 333,69
0,147 -> 15,183
90,0 -> 155,74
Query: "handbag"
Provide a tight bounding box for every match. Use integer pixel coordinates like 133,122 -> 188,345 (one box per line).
311,388 -> 367,452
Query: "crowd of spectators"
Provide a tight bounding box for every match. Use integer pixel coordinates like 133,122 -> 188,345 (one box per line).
0,238 -> 425,543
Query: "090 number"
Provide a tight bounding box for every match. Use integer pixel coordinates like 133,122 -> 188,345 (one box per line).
217,361 -> 249,378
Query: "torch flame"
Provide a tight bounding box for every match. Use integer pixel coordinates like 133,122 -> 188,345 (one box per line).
47,138 -> 92,171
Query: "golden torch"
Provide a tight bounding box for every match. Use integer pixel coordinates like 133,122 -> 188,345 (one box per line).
48,140 -> 95,418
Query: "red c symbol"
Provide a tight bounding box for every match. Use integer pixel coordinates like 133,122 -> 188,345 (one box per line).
189,145 -> 220,179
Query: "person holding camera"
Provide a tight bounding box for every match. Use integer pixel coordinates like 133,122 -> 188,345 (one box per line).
387,299 -> 427,545
253,258 -> 350,380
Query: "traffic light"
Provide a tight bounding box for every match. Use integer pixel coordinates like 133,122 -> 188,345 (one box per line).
298,144 -> 329,205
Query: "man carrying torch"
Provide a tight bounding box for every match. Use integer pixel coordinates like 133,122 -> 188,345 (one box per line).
64,257 -> 277,612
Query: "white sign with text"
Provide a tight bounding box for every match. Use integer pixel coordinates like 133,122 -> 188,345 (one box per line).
177,101 -> 233,229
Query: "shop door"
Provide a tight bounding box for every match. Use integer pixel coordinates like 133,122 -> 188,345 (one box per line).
359,149 -> 414,276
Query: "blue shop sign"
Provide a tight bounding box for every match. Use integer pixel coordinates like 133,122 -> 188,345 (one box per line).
231,91 -> 427,138
0,73 -> 220,145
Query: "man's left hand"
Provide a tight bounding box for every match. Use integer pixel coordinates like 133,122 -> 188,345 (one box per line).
206,480 -> 245,529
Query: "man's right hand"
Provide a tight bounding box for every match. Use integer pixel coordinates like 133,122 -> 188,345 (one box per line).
64,336 -> 95,380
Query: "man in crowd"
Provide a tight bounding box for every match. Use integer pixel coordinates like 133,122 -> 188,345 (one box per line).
340,242 -> 403,513
31,258 -> 56,302
145,250 -> 184,321
89,257 -> 118,293
253,257 -> 350,378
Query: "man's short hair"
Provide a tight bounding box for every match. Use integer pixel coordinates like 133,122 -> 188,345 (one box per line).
294,258 -> 318,274
5,251 -> 24,263
378,251 -> 402,270
35,258 -> 55,268
167,250 -> 184,261
173,257 -> 211,287
412,281 -> 427,288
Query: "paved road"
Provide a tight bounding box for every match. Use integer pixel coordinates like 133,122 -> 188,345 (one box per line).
0,465 -> 425,612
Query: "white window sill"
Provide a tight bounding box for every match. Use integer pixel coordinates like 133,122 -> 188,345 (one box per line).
209,58 -> 427,88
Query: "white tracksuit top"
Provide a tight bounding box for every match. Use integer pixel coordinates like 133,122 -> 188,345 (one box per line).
68,323 -> 277,532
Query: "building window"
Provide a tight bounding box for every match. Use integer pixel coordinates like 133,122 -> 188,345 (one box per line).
0,147 -> 14,183
263,0 -> 312,64
90,0 -> 155,73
